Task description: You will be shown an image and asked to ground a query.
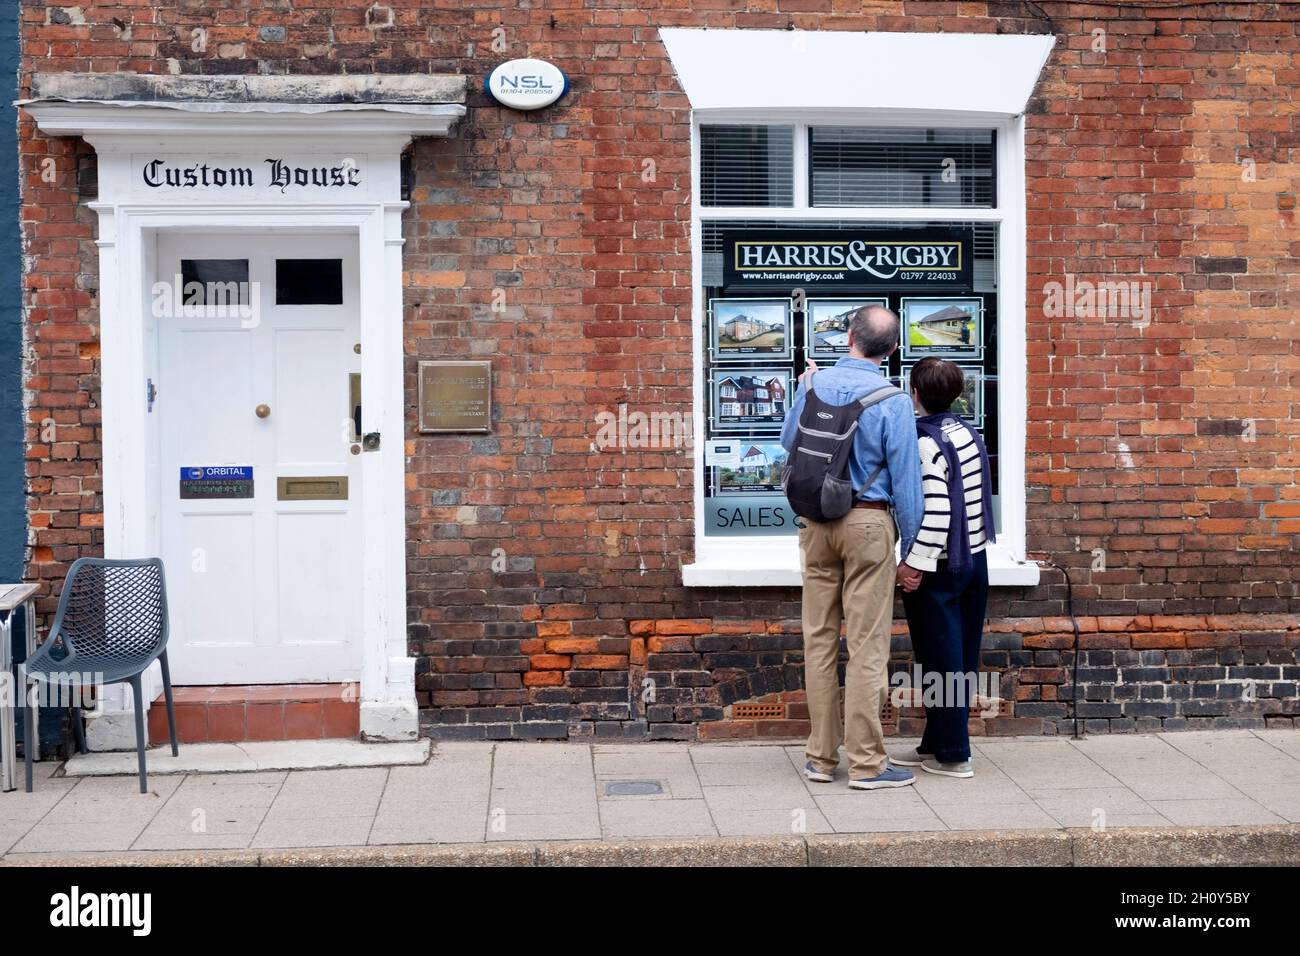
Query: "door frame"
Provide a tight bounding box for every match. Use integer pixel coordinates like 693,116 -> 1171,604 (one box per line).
97,203 -> 414,740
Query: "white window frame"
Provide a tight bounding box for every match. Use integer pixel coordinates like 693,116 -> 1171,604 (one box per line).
685,108 -> 1040,587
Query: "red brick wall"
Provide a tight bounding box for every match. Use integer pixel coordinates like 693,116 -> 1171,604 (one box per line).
17,2 -> 1300,739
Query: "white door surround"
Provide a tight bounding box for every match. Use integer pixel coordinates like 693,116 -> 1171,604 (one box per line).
22,76 -> 466,746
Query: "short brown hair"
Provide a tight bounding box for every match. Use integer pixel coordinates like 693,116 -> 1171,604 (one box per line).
909,357 -> 965,413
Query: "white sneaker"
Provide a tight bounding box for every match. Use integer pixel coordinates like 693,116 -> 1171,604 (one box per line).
921,758 -> 974,778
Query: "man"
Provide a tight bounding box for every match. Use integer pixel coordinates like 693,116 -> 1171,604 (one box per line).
780,305 -> 924,790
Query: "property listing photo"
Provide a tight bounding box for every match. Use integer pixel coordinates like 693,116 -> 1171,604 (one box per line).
901,297 -> 985,360
807,298 -> 888,359
709,297 -> 793,358
710,368 -> 792,430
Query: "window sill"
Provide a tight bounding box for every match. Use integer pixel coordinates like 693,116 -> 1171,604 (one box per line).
682,540 -> 1040,588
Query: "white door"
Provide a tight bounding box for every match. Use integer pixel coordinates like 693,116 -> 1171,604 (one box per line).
156,233 -> 363,684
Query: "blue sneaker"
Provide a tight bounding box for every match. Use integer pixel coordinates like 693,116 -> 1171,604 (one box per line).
848,765 -> 916,790
804,761 -> 835,783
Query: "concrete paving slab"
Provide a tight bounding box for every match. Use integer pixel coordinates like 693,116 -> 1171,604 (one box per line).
489,767 -> 595,791
490,790 -> 598,815
485,812 -> 601,842
1026,787 -> 1171,828
600,798 -> 717,838
1065,734 -> 1176,756
1253,729 -> 1300,761
491,743 -> 591,764
368,818 -> 486,845
591,743 -> 694,755
378,768 -> 489,813
64,739 -> 430,776
974,740 -> 1124,790
129,831 -> 258,852
702,784 -> 820,813
250,815 -> 375,849
814,790 -> 946,832
713,807 -> 833,836
1069,738 -> 1246,800
694,759 -> 803,787
930,801 -> 1061,831
12,821 -> 153,854
1147,798 -> 1286,827
264,768 -> 387,818
689,745 -> 796,765
592,751 -> 694,775
428,741 -> 496,755
0,778 -> 78,823
911,768 -> 1034,806
163,776 -> 283,811
1162,733 -> 1300,784
594,762 -> 703,800
1071,814 -> 1176,830
1230,783 -> 1300,823
133,802 -> 269,851
1088,764 -> 1244,802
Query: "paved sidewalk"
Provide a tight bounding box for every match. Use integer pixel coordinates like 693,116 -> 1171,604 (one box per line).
2,730 -> 1298,861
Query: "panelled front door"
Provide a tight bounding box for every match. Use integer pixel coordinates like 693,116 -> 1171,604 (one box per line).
156,233 -> 363,684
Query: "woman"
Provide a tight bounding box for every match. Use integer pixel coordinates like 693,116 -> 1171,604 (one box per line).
892,358 -> 995,779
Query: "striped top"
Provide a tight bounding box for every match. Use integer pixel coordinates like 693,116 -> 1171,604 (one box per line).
903,418 -> 988,572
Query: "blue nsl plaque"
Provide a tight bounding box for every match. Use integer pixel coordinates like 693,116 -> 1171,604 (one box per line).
179,466 -> 254,500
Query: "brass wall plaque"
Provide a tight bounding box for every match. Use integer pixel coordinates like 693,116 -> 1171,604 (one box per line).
277,476 -> 349,501
417,360 -> 492,433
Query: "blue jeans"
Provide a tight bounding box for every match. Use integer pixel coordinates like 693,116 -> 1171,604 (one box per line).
901,550 -> 989,763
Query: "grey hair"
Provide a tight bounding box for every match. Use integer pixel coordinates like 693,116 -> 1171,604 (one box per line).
848,304 -> 900,359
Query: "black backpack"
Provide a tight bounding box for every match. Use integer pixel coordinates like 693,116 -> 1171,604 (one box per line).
781,378 -> 905,523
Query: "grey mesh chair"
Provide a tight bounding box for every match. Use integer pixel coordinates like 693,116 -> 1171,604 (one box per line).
24,557 -> 177,793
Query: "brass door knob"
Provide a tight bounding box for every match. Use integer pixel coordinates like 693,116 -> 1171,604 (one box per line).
255,404 -> 271,419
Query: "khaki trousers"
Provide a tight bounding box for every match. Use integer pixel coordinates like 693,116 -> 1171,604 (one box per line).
798,507 -> 897,778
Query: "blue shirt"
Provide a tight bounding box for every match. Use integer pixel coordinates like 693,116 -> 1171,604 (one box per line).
780,357 -> 924,556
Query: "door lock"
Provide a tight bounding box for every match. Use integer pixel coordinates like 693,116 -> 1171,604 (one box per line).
349,373 -> 362,441
362,431 -> 381,451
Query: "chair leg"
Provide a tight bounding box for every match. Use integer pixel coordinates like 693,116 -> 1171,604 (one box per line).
24,681 -> 35,793
70,704 -> 87,754
159,651 -> 179,756
129,676 -> 147,794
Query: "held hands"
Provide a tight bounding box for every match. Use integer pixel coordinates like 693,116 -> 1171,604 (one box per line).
896,562 -> 923,593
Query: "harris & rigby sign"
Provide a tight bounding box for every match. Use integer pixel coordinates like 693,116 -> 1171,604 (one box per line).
722,228 -> 974,292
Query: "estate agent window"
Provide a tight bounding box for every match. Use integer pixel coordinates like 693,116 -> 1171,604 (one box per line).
687,118 -> 1032,586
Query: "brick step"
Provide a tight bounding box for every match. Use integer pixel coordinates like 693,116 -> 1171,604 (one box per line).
148,684 -> 360,744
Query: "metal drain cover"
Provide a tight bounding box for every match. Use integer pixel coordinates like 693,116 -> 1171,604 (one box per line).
605,780 -> 664,796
